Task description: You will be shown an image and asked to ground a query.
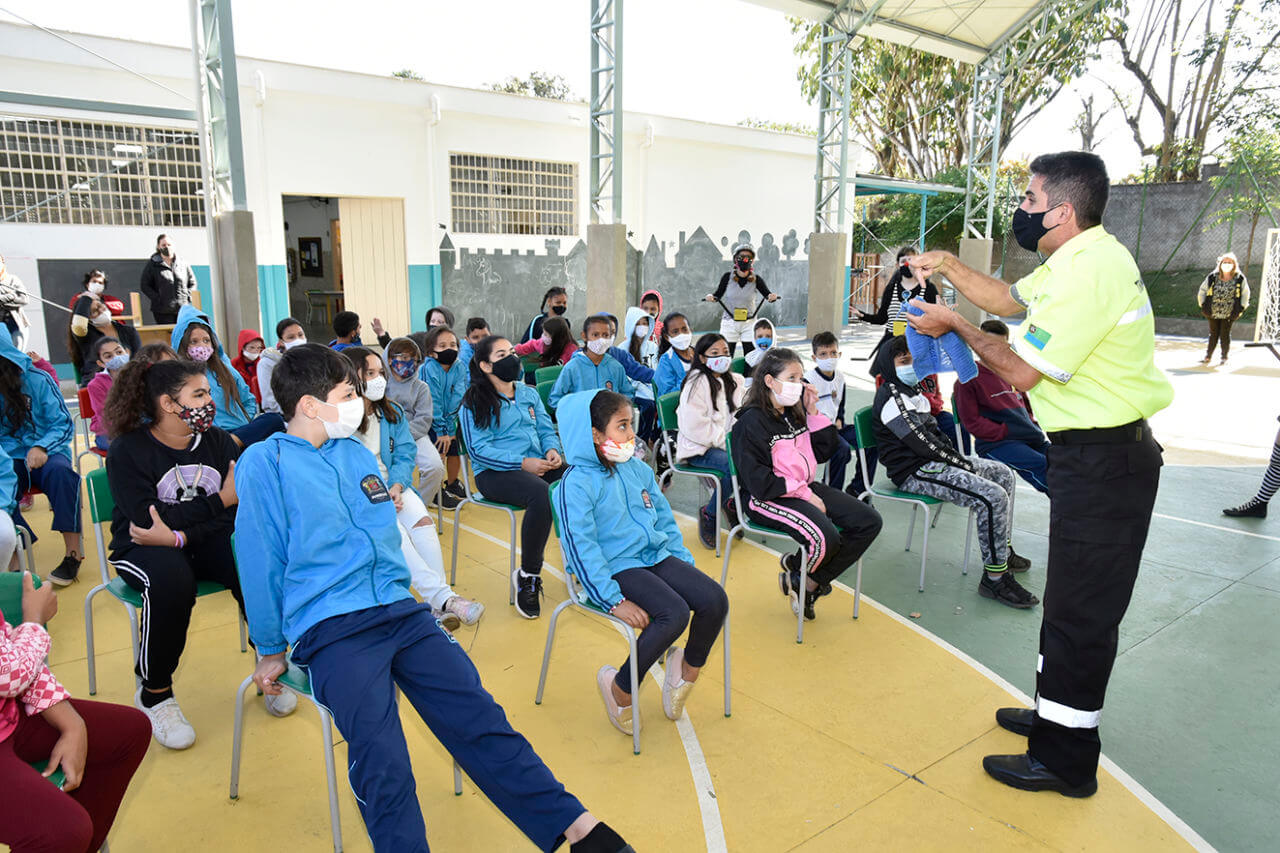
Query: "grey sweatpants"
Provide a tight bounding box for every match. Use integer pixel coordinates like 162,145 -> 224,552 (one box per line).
901,456 -> 1015,568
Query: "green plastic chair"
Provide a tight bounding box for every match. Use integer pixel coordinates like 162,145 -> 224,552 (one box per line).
450,431 -> 522,606
852,406 -> 974,591
654,391 -> 722,557
82,467 -> 247,695
536,380 -> 557,421
519,354 -> 542,378
535,482 -> 731,754
534,364 -> 564,387
729,356 -> 747,376
719,435 -> 860,644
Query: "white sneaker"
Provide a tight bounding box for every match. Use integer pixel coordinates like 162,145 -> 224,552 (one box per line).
662,647 -> 695,721
135,687 -> 196,750
444,596 -> 485,625
263,688 -> 297,717
596,666 -> 634,736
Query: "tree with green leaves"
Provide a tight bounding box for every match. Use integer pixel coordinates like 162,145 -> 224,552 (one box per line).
737,118 -> 816,136
487,72 -> 574,101
391,69 -> 424,81
1102,0 -> 1280,181
1208,130 -> 1280,267
789,4 -> 1113,180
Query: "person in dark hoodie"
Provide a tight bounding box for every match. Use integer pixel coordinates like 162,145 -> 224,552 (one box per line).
555,389 -> 728,736
139,234 -> 195,324
234,343 -> 632,853
730,347 -> 882,621
872,335 -> 1037,609
954,320 -> 1050,494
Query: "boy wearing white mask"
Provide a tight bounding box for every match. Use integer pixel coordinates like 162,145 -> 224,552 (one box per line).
257,317 -> 308,416
548,316 -> 633,409
730,347 -> 882,621
805,331 -> 874,496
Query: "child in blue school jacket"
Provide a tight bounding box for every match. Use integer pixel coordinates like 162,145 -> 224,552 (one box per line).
417,325 -> 469,501
549,315 -> 633,409
233,344 -> 631,853
554,389 -> 728,737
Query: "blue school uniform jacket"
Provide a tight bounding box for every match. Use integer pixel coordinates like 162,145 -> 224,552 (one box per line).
0,444 -> 17,515
371,403 -> 416,491
608,346 -> 655,385
553,390 -> 693,611
458,383 -> 561,476
0,328 -> 75,462
654,348 -> 692,397
549,350 -> 633,408
418,358 -> 468,439
234,433 -> 414,654
170,305 -> 258,430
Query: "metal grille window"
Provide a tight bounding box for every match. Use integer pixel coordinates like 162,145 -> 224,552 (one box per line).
450,153 -> 577,236
0,115 -> 205,226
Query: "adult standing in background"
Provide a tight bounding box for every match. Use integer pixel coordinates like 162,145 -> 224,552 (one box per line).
1197,252 -> 1249,365
704,243 -> 778,358
907,151 -> 1173,798
68,270 -> 126,317
139,234 -> 195,324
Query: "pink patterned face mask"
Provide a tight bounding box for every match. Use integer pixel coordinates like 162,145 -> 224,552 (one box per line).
187,345 -> 214,362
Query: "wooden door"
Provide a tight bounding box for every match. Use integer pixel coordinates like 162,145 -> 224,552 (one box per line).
337,197 -> 408,329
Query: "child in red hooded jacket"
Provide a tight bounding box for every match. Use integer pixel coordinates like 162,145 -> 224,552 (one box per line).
231,329 -> 265,404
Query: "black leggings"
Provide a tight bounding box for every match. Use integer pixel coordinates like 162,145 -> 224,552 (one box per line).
744,483 -> 883,586
473,467 -> 564,573
612,556 -> 729,696
112,533 -> 243,690
1205,317 -> 1236,358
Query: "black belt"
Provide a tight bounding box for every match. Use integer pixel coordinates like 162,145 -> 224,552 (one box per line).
1047,419 -> 1148,446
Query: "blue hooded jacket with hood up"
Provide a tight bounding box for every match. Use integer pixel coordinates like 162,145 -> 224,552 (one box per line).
233,432 -> 414,655
0,326 -> 75,463
170,305 -> 258,430
553,390 -> 693,611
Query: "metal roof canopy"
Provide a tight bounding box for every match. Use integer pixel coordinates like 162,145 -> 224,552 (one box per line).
851,173 -> 966,197
740,0 -> 1061,64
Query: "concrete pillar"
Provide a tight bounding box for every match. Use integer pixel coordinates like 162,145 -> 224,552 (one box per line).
586,223 -> 628,318
215,210 -> 259,338
955,237 -> 993,325
807,231 -> 847,337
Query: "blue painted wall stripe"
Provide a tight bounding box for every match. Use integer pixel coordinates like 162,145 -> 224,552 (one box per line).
257,264 -> 289,339
408,264 -> 441,330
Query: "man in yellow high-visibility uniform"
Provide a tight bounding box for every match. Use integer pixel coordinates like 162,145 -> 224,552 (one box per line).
907,151 -> 1173,797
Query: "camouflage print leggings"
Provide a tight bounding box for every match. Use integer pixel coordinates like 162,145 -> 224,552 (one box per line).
901,456 -> 1015,568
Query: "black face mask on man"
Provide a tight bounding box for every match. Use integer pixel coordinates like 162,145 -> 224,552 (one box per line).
1011,203 -> 1065,252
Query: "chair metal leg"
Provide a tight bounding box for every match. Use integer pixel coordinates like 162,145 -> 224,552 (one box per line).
229,674 -> 255,799
126,606 -> 141,692
713,478 -> 722,558
16,526 -> 35,575
931,504 -> 943,527
317,703 -> 344,853
918,506 -> 932,592
722,604 -> 731,717
905,504 -> 917,551
852,558 -> 863,619
962,508 -> 975,576
238,616 -> 248,653
453,759 -> 462,796
796,576 -> 805,644
626,628 -> 641,755
83,584 -> 106,695
719,527 -> 737,587
507,509 -> 517,607
534,599 -> 573,704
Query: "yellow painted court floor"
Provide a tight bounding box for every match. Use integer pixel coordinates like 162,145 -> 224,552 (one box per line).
18,493 -> 1203,852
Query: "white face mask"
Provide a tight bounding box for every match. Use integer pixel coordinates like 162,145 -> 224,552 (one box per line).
600,438 -> 635,463
771,379 -> 803,407
243,350 -> 261,362
364,376 -> 387,401
87,281 -> 105,295
315,396 -> 365,440
816,357 -> 838,373
586,338 -> 612,356
90,312 -> 112,327
706,355 -> 731,374
282,337 -> 307,350
633,324 -> 649,339
669,333 -> 693,351
745,348 -> 765,368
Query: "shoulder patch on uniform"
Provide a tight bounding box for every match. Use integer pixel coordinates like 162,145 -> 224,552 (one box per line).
1023,324 -> 1051,351
360,474 -> 391,504
641,489 -> 653,509
605,380 -> 614,391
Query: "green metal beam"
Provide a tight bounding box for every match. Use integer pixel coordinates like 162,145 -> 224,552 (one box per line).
0,91 -> 197,122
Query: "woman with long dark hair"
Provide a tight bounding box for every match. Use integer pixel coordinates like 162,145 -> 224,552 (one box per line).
458,335 -> 563,619
66,297 -> 141,386
513,316 -> 577,385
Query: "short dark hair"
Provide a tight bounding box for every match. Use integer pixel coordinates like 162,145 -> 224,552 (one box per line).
979,319 -> 1009,337
640,293 -> 659,305
276,316 -> 303,339
1029,151 -> 1109,228
583,315 -> 611,336
91,336 -> 122,363
83,269 -> 108,287
333,310 -> 360,338
888,334 -> 910,359
156,233 -> 167,245
425,306 -> 455,328
811,331 -> 838,350
465,317 -> 489,334
272,343 -> 359,421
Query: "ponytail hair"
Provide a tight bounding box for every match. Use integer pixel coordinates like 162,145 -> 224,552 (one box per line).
102,358 -> 206,438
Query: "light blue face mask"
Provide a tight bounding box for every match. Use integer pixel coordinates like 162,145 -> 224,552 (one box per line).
755,337 -> 773,349
895,364 -> 919,386
105,353 -> 130,371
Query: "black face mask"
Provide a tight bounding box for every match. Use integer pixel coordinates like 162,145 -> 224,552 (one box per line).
160,247 -> 172,257
490,354 -> 522,382
435,348 -> 459,366
1011,204 -> 1064,252
550,304 -> 567,316
735,258 -> 753,273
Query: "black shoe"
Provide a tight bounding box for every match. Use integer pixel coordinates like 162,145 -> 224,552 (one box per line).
515,573 -> 542,619
778,560 -> 802,616
724,497 -> 740,532
437,489 -> 462,510
48,553 -> 82,587
570,821 -> 635,853
1007,547 -> 1032,573
698,507 -> 717,550
982,752 -> 1097,798
1223,499 -> 1267,518
445,479 -> 467,500
995,707 -> 1034,736
845,481 -> 868,500
802,588 -> 818,621
978,573 -> 1039,609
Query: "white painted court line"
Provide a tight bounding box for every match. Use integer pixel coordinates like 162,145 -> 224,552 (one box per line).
444,516 -> 727,853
